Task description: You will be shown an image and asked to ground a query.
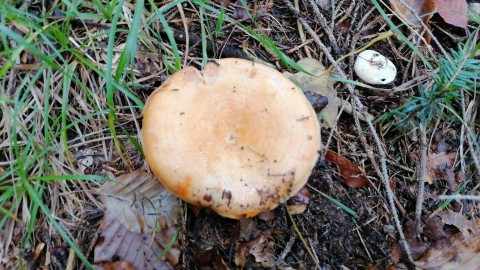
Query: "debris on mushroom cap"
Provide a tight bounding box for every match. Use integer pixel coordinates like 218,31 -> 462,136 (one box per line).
142,58 -> 321,219
353,49 -> 397,85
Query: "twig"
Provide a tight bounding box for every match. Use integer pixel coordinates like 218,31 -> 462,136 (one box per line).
438,195 -> 480,201
354,223 -> 373,262
414,122 -> 427,235
177,3 -> 190,67
282,0 -> 413,262
294,0 -> 312,58
461,91 -> 480,173
306,0 -> 339,51
275,237 -> 296,265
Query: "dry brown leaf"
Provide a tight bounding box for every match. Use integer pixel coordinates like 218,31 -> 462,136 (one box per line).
250,235 -> 276,267
415,233 -> 480,269
436,0 -> 468,28
425,150 -> 457,188
424,215 -> 448,240
284,58 -> 337,128
95,261 -> 136,270
390,241 -> 402,264
324,150 -> 370,188
390,0 -> 437,43
239,219 -> 260,242
94,172 -> 181,270
390,0 -> 437,27
234,235 -> 276,268
437,211 -> 480,236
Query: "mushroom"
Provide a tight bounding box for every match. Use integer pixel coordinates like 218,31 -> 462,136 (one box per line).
142,58 -> 321,219
353,50 -> 397,85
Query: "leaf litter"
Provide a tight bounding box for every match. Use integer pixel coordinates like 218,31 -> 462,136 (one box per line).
389,0 -> 468,44
324,150 -> 370,188
399,210 -> 480,268
283,58 -> 338,128
94,171 -> 181,270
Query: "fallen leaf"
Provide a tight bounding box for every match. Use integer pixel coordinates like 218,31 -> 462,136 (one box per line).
94,172 -> 181,270
239,219 -> 261,241
324,150 -> 370,188
390,0 -> 437,27
415,233 -> 480,269
423,215 -> 448,240
390,0 -> 438,43
95,261 -> 135,270
234,235 -> 276,268
289,187 -> 310,205
135,45 -> 163,85
425,150 -> 457,189
390,241 -> 401,264
249,235 -> 276,267
435,0 -> 468,28
437,211 -> 480,236
406,239 -> 430,260
284,58 -> 338,128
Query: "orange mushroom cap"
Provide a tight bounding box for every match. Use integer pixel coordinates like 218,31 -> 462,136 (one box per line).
142,58 -> 321,219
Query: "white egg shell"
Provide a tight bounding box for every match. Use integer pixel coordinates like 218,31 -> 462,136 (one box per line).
354,50 -> 397,85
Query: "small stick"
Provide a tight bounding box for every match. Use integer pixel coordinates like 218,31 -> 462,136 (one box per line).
438,195 -> 480,201
414,122 -> 427,235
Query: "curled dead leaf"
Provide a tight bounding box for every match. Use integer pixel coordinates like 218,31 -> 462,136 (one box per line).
324,150 -> 370,188
425,150 -> 457,189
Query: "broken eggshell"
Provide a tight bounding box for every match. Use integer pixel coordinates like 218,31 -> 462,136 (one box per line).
353,50 -> 397,85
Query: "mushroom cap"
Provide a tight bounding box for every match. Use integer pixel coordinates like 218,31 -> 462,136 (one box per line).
353,50 -> 397,85
142,58 -> 321,219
